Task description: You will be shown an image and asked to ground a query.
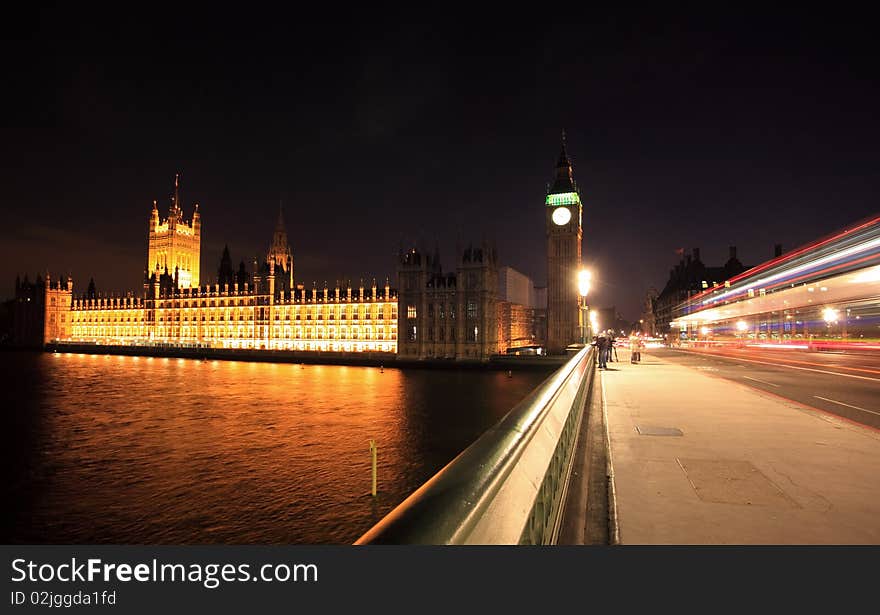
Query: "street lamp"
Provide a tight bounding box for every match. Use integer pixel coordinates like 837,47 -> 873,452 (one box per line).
822,307 -> 839,324
578,269 -> 592,345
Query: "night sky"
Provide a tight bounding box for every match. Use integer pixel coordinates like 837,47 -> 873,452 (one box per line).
2,8 -> 877,320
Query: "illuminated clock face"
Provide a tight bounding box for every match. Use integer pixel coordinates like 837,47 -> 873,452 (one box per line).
552,206 -> 572,226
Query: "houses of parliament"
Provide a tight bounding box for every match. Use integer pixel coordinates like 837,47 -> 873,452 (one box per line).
12,140 -> 585,359
29,175 -> 400,354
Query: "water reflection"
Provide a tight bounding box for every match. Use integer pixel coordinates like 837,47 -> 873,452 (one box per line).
1,352 -> 550,544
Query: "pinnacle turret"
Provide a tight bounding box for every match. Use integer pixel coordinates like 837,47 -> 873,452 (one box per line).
557,129 -> 570,167
172,172 -> 181,214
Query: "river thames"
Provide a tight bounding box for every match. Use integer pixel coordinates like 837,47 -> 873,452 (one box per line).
1,351 -> 551,544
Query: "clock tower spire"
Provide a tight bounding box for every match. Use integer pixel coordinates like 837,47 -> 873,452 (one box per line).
552,130 -> 576,192
545,131 -> 584,354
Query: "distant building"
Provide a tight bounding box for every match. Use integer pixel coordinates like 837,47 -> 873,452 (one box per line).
19,176 -> 398,352
397,243 -> 499,360
498,266 -> 538,307
12,273 -> 73,348
12,274 -> 47,348
396,251 -> 553,360
653,247 -> 748,334
533,286 -> 548,346
640,287 -> 658,336
497,266 -> 544,352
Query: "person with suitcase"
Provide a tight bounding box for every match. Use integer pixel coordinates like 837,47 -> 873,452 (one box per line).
630,336 -> 643,364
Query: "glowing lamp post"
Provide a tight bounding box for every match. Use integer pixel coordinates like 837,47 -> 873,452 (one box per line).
822,306 -> 843,341
822,307 -> 839,325
578,270 -> 592,345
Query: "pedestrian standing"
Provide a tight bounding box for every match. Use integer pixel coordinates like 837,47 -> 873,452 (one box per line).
593,332 -> 609,368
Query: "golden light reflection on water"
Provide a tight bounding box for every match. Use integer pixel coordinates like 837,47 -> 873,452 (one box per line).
4,352 -> 550,544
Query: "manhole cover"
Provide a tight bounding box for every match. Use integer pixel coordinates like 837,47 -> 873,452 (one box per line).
635,425 -> 683,436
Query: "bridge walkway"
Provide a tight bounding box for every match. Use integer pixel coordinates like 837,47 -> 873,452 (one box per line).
563,348 -> 880,544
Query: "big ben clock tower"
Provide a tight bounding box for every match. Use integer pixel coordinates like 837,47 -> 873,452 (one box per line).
546,133 -> 583,354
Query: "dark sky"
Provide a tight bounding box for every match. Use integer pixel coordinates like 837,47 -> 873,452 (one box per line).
2,8 -> 877,320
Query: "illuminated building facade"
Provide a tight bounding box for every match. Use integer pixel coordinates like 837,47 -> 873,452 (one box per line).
545,135 -> 583,353
148,174 -> 201,289
38,177 -> 398,352
497,302 -> 538,350
66,273 -> 397,352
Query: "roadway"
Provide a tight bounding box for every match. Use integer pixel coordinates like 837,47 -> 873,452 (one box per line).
653,346 -> 880,430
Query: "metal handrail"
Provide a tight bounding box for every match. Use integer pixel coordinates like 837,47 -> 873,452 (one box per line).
355,346 -> 595,544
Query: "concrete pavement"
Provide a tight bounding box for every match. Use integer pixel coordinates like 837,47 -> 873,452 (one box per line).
600,348 -> 880,544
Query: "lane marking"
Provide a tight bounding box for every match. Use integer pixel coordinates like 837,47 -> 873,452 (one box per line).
659,351 -> 880,434
742,375 -> 780,387
707,350 -> 880,376
693,367 -> 880,435
675,350 -> 880,383
814,396 -> 880,417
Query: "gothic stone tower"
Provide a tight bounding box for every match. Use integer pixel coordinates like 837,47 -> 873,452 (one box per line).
397,248 -> 430,358
266,204 -> 295,293
43,272 -> 73,344
456,242 -> 499,360
545,134 -> 583,354
148,173 -> 201,288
